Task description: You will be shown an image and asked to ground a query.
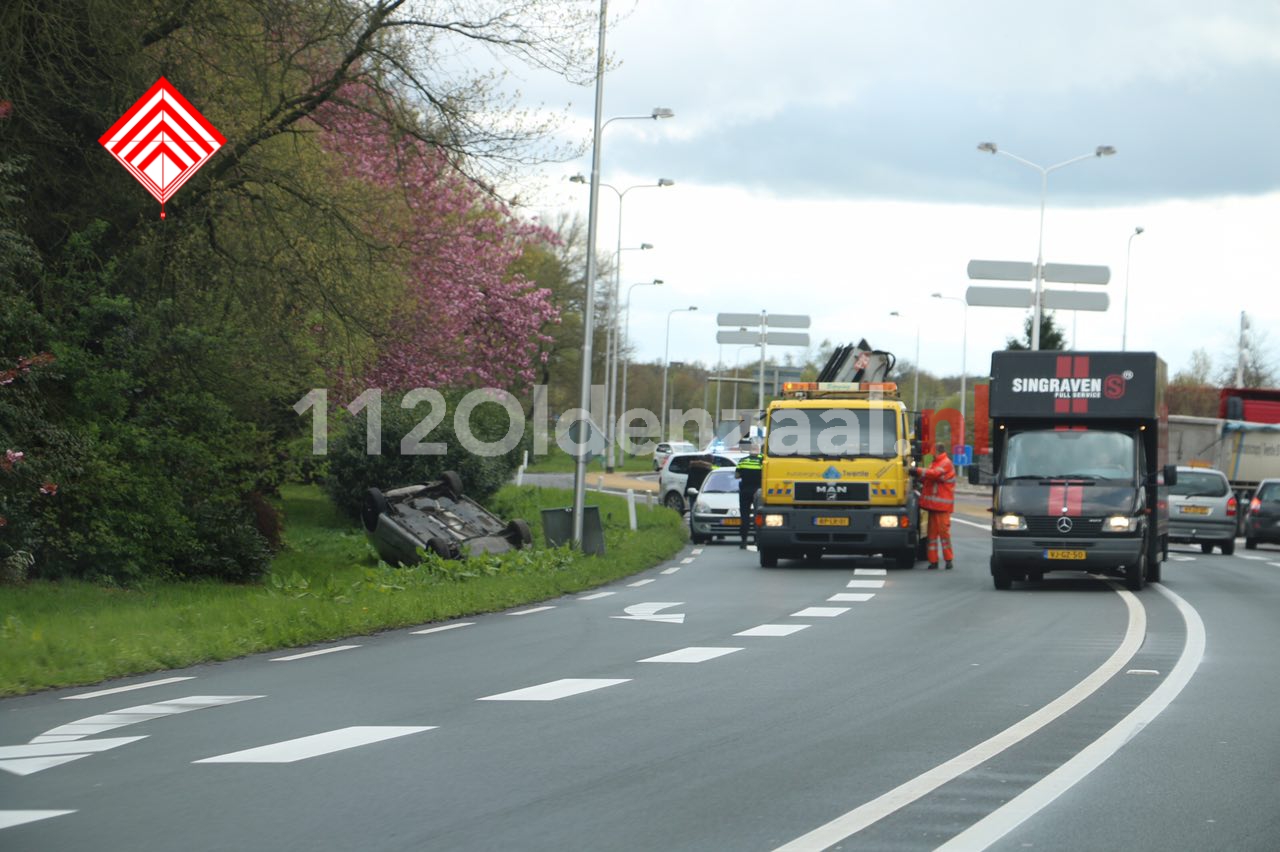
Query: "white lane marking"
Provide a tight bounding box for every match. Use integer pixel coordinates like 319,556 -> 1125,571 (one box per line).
1269,562 -> 1280,568
509,606 -> 555,616
271,645 -> 360,661
612,602 -> 686,624
691,547 -> 705,555
791,607 -> 850,618
1127,669 -> 1160,675
846,579 -> 885,589
680,557 -> 696,564
411,622 -> 474,634
61,676 -> 194,700
1237,554 -> 1268,561
576,592 -> 616,601
639,647 -> 743,664
774,581 -> 1147,852
748,544 -> 758,552
478,678 -> 629,701
661,566 -> 681,575
853,568 -> 886,576
939,583 -> 1205,851
195,726 -> 433,764
828,593 -> 875,603
0,737 -> 147,777
1170,555 -> 1196,562
735,624 -> 810,637
31,695 -> 263,743
952,516 -> 991,530
627,579 -> 656,587
0,811 -> 76,830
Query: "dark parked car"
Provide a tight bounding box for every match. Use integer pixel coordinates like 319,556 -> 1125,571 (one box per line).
1245,479 -> 1280,549
362,471 -> 532,564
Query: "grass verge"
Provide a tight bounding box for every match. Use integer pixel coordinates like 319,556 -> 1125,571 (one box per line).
0,484 -> 686,697
523,444 -> 657,474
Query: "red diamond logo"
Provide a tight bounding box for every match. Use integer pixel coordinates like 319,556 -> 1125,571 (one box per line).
99,77 -> 225,214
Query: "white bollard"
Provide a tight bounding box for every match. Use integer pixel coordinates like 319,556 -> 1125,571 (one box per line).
515,465 -> 524,486
596,474 -> 605,492
626,489 -> 637,530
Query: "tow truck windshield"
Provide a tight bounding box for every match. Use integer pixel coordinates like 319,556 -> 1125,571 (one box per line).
766,408 -> 901,459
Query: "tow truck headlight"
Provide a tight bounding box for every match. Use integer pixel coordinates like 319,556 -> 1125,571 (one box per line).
1103,515 -> 1136,532
996,514 -> 1026,531
878,515 -> 901,529
763,514 -> 784,528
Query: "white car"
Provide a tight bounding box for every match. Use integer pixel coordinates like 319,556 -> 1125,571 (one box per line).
688,467 -> 745,544
653,441 -> 696,471
659,450 -> 746,513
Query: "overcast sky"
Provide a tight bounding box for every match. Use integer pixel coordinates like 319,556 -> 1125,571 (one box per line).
517,0 -> 1280,386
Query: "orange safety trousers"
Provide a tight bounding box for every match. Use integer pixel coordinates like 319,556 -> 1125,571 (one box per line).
927,509 -> 953,564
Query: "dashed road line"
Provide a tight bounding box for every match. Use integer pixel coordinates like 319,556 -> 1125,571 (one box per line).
661,566 -> 681,574
272,646 -> 360,661
195,726 -> 434,764
61,677 -> 195,700
791,607 -> 850,618
576,592 -> 616,601
828,593 -> 875,603
1169,555 -> 1196,562
639,647 -> 743,664
411,622 -> 474,634
853,568 -> 886,576
0,811 -> 76,830
509,606 -> 556,616
627,579 -> 656,587
478,678 -> 630,702
846,579 -> 885,589
1237,554 -> 1268,561
680,557 -> 696,564
735,624 -> 810,637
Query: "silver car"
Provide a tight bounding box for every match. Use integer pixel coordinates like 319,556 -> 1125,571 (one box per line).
659,451 -> 744,513
653,440 -> 696,471
688,468 -> 745,544
1167,466 -> 1238,554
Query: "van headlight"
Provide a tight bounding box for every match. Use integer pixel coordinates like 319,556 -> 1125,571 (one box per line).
1103,515 -> 1137,533
996,514 -> 1026,531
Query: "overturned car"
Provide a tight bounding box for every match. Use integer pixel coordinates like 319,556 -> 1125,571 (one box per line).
362,471 -> 533,564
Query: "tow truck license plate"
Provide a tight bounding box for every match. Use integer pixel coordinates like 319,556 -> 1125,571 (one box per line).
1045,549 -> 1086,560
814,517 -> 850,527
1180,505 -> 1210,515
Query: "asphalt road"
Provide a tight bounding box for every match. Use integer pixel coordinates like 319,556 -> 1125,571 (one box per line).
4,506 -> 1280,851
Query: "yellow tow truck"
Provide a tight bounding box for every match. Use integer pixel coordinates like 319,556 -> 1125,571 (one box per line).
753,381 -> 923,568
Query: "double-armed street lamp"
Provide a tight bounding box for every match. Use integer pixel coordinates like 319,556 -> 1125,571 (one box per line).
931,292 -> 968,425
660,306 -> 698,440
1122,226 -> 1145,351
572,99 -> 674,543
976,142 -> 1116,350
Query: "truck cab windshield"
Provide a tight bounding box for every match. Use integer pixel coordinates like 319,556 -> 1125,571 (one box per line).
1003,429 -> 1136,482
766,408 -> 901,459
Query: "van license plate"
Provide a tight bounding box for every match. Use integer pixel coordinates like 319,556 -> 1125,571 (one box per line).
1044,549 -> 1086,560
1180,506 -> 1209,515
814,517 -> 850,527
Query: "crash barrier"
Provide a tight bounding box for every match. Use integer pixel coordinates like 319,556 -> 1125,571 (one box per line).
541,506 -> 606,555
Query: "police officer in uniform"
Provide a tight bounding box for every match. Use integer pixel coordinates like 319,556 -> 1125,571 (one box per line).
735,442 -> 764,549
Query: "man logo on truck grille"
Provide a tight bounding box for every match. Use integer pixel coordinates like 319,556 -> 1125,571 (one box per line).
1057,517 -> 1074,533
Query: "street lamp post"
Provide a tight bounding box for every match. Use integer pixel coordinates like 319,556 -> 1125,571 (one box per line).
618,278 -> 662,451
732,343 -> 758,413
889,311 -> 920,410
977,142 -> 1116,350
570,99 -> 674,544
1121,226 -> 1145,351
931,293 -> 968,427
660,307 -> 698,440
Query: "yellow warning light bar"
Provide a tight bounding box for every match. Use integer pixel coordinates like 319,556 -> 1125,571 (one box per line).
782,381 -> 900,397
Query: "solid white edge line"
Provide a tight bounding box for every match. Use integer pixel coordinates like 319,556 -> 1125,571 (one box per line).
773,581 -> 1146,852
270,645 -> 360,661
61,676 -> 195,700
938,582 -> 1205,851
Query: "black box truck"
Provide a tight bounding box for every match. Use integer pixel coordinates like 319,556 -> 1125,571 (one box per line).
973,351 -> 1178,590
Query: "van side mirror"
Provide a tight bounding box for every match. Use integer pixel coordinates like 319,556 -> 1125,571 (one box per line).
1162,465 -> 1178,487
911,440 -> 923,458
968,466 -> 981,486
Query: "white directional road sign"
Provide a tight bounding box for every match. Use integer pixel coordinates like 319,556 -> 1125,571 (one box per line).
1042,290 -> 1110,311
967,260 -> 1035,281
762,332 -> 810,346
716,312 -> 810,328
717,330 -> 761,344
965,286 -> 1034,308
1042,263 -> 1111,285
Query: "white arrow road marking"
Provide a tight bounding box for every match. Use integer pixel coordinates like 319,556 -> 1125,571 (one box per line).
846,579 -> 885,588
271,645 -> 359,661
194,726 -> 433,764
790,607 -> 850,618
611,602 -> 686,624
478,678 -> 630,702
0,810 -> 76,830
410,622 -> 474,634
828,593 -> 875,603
62,676 -> 195,700
31,695 -> 262,743
735,624 -> 810,637
853,568 -> 887,576
639,647 -> 742,664
0,737 -> 146,777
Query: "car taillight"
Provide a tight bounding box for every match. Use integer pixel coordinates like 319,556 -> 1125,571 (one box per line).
1250,497 -> 1261,515
1227,496 -> 1237,517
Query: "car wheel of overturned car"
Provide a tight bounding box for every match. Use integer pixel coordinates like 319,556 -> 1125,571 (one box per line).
362,487 -> 390,533
441,470 -> 464,500
427,537 -> 452,559
663,492 -> 685,513
505,519 -> 533,549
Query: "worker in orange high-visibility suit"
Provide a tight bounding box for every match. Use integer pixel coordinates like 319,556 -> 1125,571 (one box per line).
911,441 -> 956,570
